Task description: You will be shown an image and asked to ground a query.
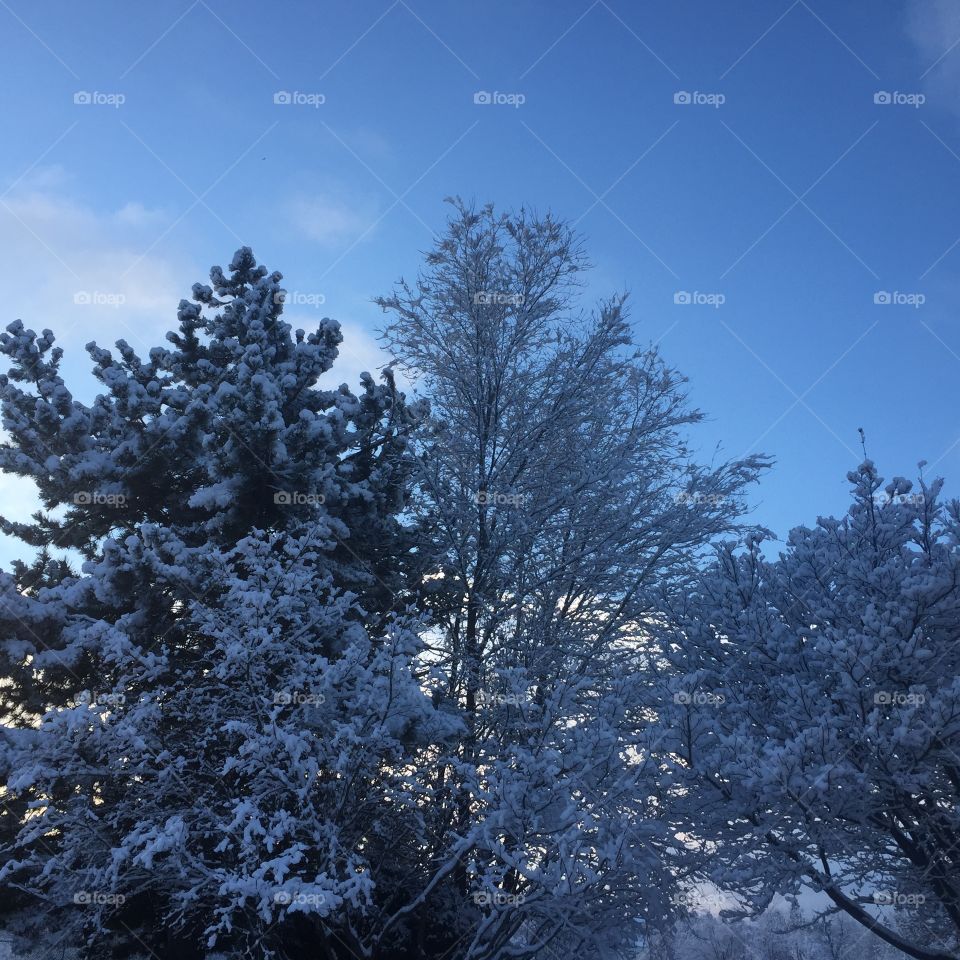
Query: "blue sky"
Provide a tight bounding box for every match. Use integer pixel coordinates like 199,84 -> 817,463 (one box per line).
1,0 -> 959,567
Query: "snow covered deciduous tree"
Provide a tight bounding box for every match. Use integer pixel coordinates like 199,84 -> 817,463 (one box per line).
0,249 -> 457,959
375,199 -> 767,958
650,460 -> 960,960
637,908 -> 903,960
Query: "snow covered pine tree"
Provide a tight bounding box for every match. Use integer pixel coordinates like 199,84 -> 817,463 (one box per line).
0,249 -> 459,958
651,460 -> 960,960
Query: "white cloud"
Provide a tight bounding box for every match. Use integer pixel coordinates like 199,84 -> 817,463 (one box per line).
0,171 -> 185,355
284,191 -> 380,247
338,127 -> 393,161
907,0 -> 960,107
114,201 -> 167,227
281,311 -> 399,392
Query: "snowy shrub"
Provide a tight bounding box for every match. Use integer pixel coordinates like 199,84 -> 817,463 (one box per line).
651,459 -> 960,960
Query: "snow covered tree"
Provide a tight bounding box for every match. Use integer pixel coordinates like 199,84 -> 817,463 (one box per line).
375,199 -> 767,958
0,249 -> 457,958
636,908 -> 903,960
650,460 -> 960,960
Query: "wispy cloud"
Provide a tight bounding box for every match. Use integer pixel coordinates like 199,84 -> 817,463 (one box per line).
284,190 -> 380,247
0,170 -> 185,352
907,0 -> 960,106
